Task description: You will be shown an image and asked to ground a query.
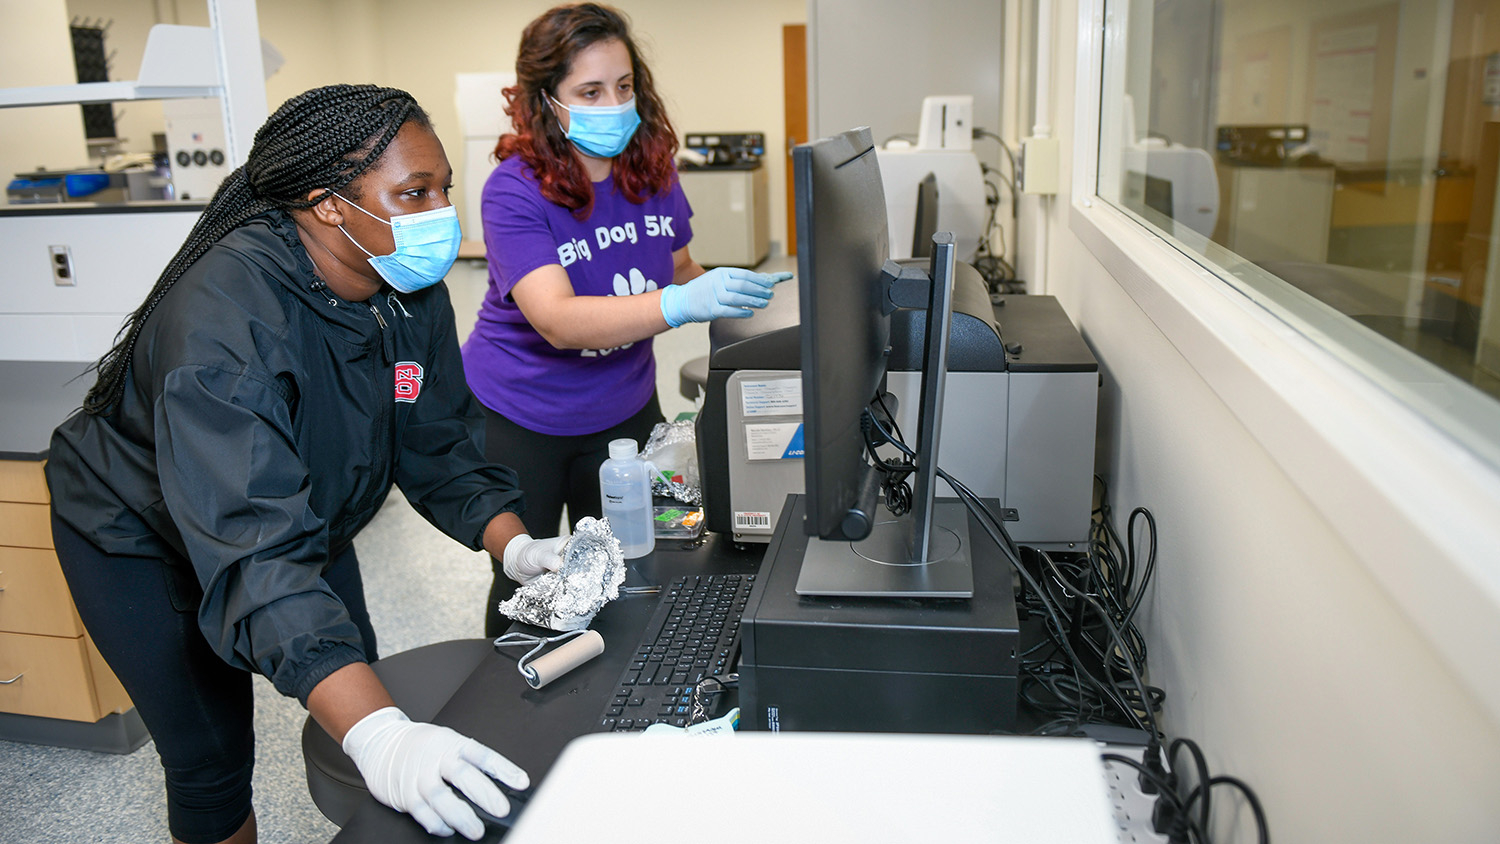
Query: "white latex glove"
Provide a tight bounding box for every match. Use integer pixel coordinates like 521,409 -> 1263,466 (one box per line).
503,533 -> 569,584
341,706 -> 529,840
659,268 -> 793,327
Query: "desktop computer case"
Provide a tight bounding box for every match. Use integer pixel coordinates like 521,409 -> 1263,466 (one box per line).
739,496 -> 1020,734
697,286 -> 1099,549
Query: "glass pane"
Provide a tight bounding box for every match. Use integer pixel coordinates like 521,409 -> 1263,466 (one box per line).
1098,0 -> 1500,467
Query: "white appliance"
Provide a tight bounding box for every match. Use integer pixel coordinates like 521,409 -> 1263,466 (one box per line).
455,72 -> 516,238
916,94 -> 974,151
876,147 -> 987,262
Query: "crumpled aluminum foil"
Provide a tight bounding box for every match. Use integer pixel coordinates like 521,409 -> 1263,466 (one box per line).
498,517 -> 626,631
643,420 -> 701,505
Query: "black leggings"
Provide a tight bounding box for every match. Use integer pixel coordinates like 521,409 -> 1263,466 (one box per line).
480,393 -> 663,636
50,511 -> 377,844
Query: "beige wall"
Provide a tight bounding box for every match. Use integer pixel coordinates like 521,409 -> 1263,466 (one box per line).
363,0 -> 805,255
44,0 -> 805,252
1041,0 -> 1500,840
0,0 -> 90,181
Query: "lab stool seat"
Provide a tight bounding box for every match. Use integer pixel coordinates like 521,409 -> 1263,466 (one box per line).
301,638 -> 494,826
679,355 -> 709,401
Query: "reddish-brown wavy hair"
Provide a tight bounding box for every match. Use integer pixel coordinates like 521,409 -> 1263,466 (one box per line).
495,3 -> 678,220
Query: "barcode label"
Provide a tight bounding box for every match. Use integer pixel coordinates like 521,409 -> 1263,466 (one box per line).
735,511 -> 771,529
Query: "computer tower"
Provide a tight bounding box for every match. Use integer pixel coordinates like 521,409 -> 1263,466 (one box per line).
738,496 -> 1020,734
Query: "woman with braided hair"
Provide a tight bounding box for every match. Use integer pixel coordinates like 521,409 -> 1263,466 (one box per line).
45,84 -> 557,843
463,4 -> 792,634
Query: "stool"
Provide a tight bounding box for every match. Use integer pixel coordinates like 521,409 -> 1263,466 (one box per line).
301,638 -> 495,826
678,355 -> 709,401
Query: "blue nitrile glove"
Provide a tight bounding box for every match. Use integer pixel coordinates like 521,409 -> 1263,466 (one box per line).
659,268 -> 794,327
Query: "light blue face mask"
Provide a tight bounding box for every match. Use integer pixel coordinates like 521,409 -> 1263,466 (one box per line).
549,93 -> 642,159
334,193 -> 462,294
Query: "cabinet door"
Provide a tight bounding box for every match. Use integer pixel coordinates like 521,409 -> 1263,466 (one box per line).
0,502 -> 53,549
0,460 -> 48,504
0,632 -> 108,722
0,547 -> 84,637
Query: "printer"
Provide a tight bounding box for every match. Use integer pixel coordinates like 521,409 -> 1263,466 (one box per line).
694,260 -> 1099,550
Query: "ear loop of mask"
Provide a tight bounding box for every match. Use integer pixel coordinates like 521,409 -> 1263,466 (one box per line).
330,191 -> 390,260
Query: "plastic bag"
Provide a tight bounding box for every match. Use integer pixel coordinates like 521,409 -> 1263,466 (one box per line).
642,420 -> 701,505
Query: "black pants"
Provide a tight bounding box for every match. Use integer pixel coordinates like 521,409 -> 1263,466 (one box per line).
50,511 -> 377,844
480,393 -> 663,636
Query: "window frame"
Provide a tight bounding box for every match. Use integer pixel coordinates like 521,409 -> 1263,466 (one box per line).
1069,0 -> 1500,722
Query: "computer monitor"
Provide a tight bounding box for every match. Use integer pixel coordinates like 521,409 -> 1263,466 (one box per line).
793,127 -> 974,598
911,172 -> 939,259
794,128 -> 890,544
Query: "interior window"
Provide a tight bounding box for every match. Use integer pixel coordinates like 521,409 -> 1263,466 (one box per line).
1097,0 -> 1500,466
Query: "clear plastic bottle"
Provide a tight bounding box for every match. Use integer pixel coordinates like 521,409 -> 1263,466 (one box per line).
599,438 -> 655,559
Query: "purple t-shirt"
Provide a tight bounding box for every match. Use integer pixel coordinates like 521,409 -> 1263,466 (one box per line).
462,156 -> 693,435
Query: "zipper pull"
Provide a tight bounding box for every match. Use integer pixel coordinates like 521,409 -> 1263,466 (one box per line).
369,302 -> 393,364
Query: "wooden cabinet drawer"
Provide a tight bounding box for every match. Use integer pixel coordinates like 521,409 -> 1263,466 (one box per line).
0,501 -> 53,549
0,546 -> 83,637
0,631 -> 124,722
0,460 -> 48,504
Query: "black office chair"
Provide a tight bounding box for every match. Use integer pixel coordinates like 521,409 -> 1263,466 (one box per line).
301,638 -> 494,825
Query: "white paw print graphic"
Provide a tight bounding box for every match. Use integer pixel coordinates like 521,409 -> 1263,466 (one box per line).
611,267 -> 659,296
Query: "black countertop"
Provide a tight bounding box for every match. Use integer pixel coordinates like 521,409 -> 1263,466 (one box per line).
0,360 -> 91,460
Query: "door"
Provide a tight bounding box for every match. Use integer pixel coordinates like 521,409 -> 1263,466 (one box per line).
783,23 -> 807,255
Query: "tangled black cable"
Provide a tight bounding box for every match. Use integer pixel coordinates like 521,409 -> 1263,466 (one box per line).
1019,475 -> 1166,735
862,403 -> 1151,735
859,406 -> 1268,842
861,395 -> 914,517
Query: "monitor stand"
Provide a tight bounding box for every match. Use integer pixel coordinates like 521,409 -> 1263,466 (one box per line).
796,232 -> 974,599
795,500 -> 974,597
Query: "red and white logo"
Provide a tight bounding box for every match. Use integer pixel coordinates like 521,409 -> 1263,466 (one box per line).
394,361 -> 424,403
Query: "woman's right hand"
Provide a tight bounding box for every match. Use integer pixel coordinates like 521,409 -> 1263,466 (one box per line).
341,706 -> 529,840
659,268 -> 793,327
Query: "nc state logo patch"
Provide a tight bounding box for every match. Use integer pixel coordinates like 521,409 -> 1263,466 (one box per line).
394,361 -> 423,403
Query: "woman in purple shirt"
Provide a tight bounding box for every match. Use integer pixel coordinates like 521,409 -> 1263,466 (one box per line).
463,3 -> 789,634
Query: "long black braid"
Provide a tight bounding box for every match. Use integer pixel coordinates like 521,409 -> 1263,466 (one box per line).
82,84 -> 431,415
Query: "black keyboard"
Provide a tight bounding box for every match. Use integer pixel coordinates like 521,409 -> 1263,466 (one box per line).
597,573 -> 754,732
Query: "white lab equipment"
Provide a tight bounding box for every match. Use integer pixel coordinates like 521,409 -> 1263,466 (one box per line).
916,95 -> 974,151
875,147 -> 987,262
455,72 -> 517,237
1120,139 -> 1220,238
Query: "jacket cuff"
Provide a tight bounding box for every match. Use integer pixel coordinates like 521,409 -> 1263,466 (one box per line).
470,500 -> 526,551
287,642 -> 367,707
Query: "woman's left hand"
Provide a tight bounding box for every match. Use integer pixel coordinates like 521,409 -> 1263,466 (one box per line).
503,533 -> 569,584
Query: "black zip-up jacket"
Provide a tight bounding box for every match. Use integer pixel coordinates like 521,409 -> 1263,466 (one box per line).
46,210 -> 523,704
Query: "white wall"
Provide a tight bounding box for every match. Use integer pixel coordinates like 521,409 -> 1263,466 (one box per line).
1038,0 -> 1500,840
808,0 -> 1005,145
0,0 -> 89,183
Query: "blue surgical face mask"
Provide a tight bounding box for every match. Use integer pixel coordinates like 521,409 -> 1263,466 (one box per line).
334,193 -> 461,294
549,93 -> 642,159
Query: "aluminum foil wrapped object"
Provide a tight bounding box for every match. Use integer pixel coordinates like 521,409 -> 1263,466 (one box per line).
643,420 -> 701,505
498,517 -> 626,631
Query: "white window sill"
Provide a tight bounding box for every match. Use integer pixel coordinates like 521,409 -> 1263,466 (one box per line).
1068,197 -> 1500,724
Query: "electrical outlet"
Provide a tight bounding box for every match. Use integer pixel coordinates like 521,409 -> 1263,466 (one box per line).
49,245 -> 75,286
1101,743 -> 1171,844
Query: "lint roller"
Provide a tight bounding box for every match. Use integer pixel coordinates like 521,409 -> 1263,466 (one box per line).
494,629 -> 605,689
